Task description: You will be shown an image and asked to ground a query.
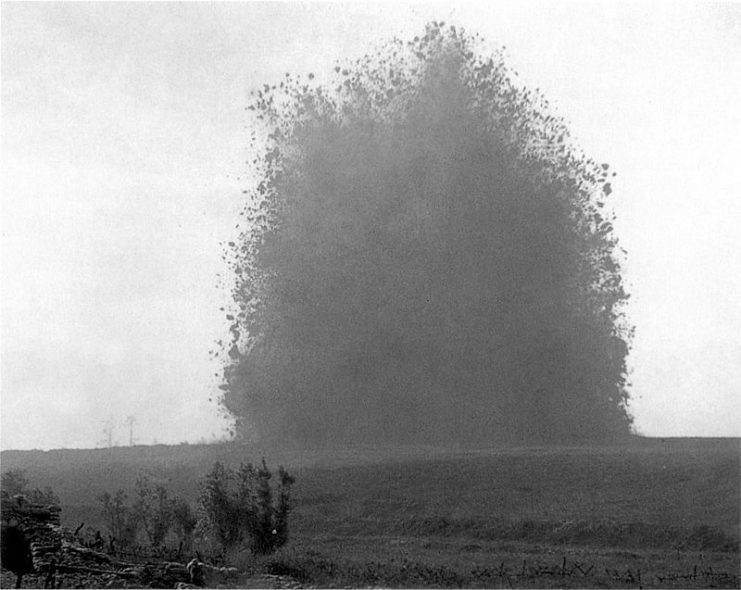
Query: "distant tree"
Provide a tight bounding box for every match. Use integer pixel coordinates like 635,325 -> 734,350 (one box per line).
218,22 -> 633,445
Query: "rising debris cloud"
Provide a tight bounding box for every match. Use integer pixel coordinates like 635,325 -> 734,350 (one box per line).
216,22 -> 633,445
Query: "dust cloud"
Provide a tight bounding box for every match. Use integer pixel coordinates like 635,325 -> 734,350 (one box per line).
217,23 -> 632,446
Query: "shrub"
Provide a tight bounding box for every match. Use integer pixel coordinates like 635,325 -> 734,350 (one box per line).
197,459 -> 295,555
97,489 -> 137,548
172,496 -> 198,554
131,473 -> 175,548
96,475 -> 198,555
197,461 -> 240,551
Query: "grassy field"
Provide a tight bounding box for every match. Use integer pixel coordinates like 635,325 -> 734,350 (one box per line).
1,437 -> 738,588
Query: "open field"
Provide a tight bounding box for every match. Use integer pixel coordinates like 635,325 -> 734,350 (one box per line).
2,437 -> 739,588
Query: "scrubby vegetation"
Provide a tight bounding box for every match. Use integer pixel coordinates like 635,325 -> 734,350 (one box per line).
91,460 -> 294,561
197,460 -> 295,556
2,439 -> 738,587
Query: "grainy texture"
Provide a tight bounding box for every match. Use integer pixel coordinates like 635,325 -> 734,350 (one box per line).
2,438 -> 738,588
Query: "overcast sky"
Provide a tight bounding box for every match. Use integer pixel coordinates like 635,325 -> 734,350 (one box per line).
2,2 -> 740,450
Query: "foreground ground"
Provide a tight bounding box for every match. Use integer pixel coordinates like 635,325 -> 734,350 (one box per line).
1,437 -> 738,588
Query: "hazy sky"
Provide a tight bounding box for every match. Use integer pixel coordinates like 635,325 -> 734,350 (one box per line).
2,2 -> 739,450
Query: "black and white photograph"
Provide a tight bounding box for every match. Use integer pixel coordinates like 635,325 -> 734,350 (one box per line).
1,2 -> 739,588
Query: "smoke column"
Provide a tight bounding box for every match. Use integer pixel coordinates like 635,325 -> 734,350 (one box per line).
218,23 -> 633,445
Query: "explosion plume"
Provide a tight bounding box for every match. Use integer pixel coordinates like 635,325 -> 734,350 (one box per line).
217,23 -> 633,445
